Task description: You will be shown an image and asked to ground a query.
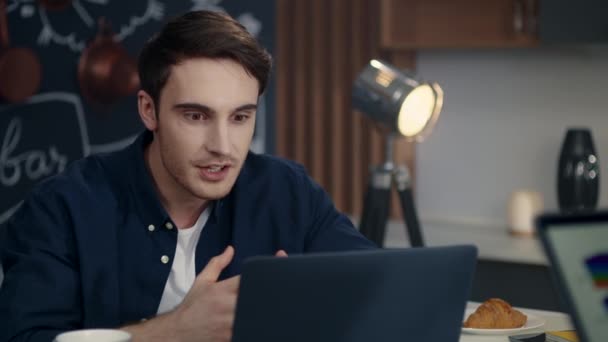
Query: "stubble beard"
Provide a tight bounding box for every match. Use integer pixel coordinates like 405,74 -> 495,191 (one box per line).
160,146 -> 241,202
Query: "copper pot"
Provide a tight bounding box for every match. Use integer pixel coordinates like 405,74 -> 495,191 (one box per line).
78,18 -> 139,106
38,0 -> 72,11
0,0 -> 42,103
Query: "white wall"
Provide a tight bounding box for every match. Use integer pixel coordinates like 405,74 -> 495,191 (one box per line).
415,45 -> 608,227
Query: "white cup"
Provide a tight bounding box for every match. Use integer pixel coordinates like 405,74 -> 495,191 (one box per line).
508,190 -> 544,236
54,329 -> 132,342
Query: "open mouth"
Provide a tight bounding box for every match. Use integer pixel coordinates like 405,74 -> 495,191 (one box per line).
198,164 -> 231,181
204,165 -> 227,173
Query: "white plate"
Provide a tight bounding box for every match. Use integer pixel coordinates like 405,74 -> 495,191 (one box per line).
461,308 -> 546,335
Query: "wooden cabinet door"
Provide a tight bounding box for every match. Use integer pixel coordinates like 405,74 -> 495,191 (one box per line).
380,0 -> 539,49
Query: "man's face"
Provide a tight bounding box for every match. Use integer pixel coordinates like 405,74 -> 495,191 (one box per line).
145,58 -> 259,202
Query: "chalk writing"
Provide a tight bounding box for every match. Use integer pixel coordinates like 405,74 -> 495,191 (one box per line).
34,0 -> 164,52
0,118 -> 68,187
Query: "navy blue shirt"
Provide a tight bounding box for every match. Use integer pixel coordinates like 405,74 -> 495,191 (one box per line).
0,131 -> 375,341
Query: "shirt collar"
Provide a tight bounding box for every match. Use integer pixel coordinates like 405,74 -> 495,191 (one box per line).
126,130 -> 172,231
124,130 -> 225,229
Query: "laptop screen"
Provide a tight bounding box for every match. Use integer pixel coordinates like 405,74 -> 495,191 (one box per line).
545,222 -> 608,342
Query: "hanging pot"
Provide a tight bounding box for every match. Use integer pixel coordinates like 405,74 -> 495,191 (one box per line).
0,0 -> 42,103
78,18 -> 139,107
38,0 -> 72,11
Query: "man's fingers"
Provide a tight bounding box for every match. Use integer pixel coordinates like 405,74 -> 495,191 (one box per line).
217,274 -> 240,294
216,290 -> 239,313
198,246 -> 235,283
211,286 -> 239,315
275,250 -> 288,257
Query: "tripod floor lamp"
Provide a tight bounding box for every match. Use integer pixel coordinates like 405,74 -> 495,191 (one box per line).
352,59 -> 443,248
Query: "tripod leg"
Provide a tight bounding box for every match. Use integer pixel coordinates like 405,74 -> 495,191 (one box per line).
359,169 -> 392,247
394,166 -> 425,247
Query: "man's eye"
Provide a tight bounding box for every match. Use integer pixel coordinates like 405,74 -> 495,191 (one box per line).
185,112 -> 205,121
234,114 -> 249,122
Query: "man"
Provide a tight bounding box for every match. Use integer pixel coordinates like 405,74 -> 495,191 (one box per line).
0,10 -> 375,342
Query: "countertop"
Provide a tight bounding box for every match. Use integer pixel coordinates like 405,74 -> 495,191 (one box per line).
382,219 -> 549,266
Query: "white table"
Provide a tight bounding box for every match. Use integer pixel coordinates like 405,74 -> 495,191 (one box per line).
460,302 -> 573,342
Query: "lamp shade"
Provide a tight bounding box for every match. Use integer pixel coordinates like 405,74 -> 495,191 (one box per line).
352,59 -> 443,141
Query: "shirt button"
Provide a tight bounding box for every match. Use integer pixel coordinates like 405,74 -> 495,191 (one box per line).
147,224 -> 155,232
165,222 -> 174,230
161,255 -> 170,264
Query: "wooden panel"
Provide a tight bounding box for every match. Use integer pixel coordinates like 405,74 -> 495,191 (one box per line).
293,0 -> 311,165
310,0 -> 329,186
275,0 -> 292,158
349,0 -> 365,216
380,0 -> 539,49
275,0 -> 417,218
329,0 -> 347,207
365,0 -> 386,172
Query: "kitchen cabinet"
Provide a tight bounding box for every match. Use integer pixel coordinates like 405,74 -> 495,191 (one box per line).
380,0 -> 539,49
380,0 -> 608,49
539,0 -> 608,43
384,220 -> 562,311
471,260 -> 561,311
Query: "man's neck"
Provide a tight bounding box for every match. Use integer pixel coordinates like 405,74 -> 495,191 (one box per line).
164,200 -> 209,229
144,140 -> 209,228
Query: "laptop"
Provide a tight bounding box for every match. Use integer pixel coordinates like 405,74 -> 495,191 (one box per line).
232,245 -> 478,342
537,211 -> 608,342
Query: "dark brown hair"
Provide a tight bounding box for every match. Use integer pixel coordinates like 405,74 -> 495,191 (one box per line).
138,10 -> 272,108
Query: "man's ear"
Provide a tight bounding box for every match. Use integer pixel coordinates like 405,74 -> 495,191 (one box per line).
138,90 -> 158,131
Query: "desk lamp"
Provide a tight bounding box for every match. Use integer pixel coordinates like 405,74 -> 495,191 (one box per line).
352,59 -> 443,247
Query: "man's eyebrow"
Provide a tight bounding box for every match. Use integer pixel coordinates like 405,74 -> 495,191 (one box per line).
173,103 -> 215,114
234,104 -> 258,112
172,103 -> 258,113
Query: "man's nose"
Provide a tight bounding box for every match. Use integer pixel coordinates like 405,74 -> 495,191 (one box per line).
205,122 -> 231,156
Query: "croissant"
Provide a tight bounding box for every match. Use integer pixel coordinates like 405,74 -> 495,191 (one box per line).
463,298 -> 527,329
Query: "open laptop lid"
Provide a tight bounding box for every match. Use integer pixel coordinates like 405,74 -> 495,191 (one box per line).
537,211 -> 608,342
232,245 -> 477,342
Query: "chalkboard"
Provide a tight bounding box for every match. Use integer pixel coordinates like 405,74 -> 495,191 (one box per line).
0,0 -> 276,225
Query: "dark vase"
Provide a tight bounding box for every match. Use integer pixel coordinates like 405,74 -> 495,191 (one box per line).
557,128 -> 600,212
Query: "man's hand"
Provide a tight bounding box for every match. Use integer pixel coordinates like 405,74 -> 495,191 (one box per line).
172,248 -> 287,341
123,246 -> 238,342
124,246 -> 288,342
172,245 -> 239,342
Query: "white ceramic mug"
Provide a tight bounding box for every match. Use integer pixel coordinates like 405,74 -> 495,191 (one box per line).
54,329 -> 132,342
508,190 -> 544,236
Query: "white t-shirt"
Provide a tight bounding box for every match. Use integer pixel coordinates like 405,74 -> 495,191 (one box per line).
157,207 -> 211,314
